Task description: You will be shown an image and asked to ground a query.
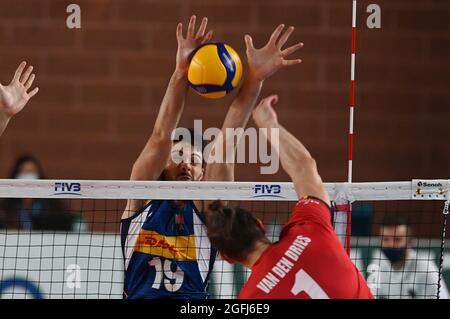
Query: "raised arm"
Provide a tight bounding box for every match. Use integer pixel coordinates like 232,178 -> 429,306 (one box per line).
130,16 -> 212,182
0,62 -> 39,137
124,16 -> 213,217
204,24 -> 303,182
252,95 -> 330,205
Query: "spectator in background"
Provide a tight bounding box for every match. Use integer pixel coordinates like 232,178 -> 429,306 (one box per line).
369,214 -> 449,299
0,155 -> 86,231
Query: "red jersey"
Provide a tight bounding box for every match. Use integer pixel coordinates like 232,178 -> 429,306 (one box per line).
239,196 -> 373,299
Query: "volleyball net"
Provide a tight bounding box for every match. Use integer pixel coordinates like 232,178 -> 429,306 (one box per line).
0,179 -> 448,299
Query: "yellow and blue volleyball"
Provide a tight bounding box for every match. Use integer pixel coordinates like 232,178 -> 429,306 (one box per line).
188,43 -> 243,99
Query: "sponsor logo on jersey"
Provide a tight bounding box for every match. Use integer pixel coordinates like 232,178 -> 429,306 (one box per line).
134,230 -> 197,261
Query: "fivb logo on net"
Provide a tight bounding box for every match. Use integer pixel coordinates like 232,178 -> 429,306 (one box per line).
253,184 -> 284,198
171,120 -> 280,175
53,182 -> 82,196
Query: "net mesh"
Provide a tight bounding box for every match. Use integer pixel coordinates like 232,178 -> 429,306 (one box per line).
0,180 -> 448,299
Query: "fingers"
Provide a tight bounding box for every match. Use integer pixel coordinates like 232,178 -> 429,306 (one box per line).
187,15 -> 196,38
12,61 -> 27,83
281,42 -> 304,56
27,87 -> 39,99
195,17 -> 208,39
201,30 -> 213,44
269,24 -> 285,45
176,22 -> 183,41
24,73 -> 35,90
257,95 -> 278,110
20,65 -> 33,84
244,34 -> 254,51
282,59 -> 302,66
277,26 -> 294,48
178,16 -> 211,43
269,94 -> 279,106
261,94 -> 278,107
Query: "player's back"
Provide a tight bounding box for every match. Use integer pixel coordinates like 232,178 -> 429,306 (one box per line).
240,197 -> 373,299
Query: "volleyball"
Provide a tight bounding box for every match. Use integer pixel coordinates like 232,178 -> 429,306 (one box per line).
188,43 -> 243,99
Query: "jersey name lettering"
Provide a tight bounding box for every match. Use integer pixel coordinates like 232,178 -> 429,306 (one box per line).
256,235 -> 311,294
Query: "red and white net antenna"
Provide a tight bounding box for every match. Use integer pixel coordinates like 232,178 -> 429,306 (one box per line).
346,0 -> 357,254
348,0 -> 357,184
335,0 -> 357,255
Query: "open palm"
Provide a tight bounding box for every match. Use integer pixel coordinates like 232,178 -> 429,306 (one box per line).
176,15 -> 213,73
245,24 -> 304,81
0,62 -> 39,118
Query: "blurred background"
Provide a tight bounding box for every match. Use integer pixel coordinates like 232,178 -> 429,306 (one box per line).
0,0 -> 449,300
0,0 -> 448,182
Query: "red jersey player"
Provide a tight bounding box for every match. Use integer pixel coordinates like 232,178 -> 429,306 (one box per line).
205,94 -> 373,299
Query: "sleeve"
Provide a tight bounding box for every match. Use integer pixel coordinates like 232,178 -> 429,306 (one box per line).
287,196 -> 333,225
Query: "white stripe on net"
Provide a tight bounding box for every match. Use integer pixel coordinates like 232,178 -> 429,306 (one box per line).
0,179 -> 448,201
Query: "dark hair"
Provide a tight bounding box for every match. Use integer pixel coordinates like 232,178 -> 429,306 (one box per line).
381,214 -> 409,227
159,128 -> 207,181
0,155 -> 73,231
8,154 -> 46,179
172,127 -> 206,150
171,127 -> 207,167
205,201 -> 268,262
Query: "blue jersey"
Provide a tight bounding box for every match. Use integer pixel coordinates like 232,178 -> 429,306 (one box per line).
120,200 -> 216,299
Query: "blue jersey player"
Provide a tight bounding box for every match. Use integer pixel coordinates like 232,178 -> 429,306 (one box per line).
121,15 -> 304,299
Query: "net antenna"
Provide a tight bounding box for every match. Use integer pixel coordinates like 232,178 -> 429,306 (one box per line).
334,0 -> 358,253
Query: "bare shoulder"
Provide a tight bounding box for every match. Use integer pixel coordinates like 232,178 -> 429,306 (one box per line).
121,199 -> 151,220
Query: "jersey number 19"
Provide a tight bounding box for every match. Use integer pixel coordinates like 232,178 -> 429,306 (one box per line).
148,257 -> 184,292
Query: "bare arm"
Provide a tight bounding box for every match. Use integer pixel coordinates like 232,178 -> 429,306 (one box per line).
252,95 -> 330,205
203,25 -> 303,214
129,70 -> 188,182
0,62 -> 39,137
202,74 -> 263,182
123,16 -> 213,218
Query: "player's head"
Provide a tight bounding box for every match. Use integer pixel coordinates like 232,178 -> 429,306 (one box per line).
9,154 -> 45,180
161,128 -> 206,182
379,214 -> 412,264
205,201 -> 270,265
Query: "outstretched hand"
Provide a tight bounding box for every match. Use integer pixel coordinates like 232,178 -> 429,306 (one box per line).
245,24 -> 303,81
176,15 -> 213,73
0,61 -> 39,119
252,94 -> 280,128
